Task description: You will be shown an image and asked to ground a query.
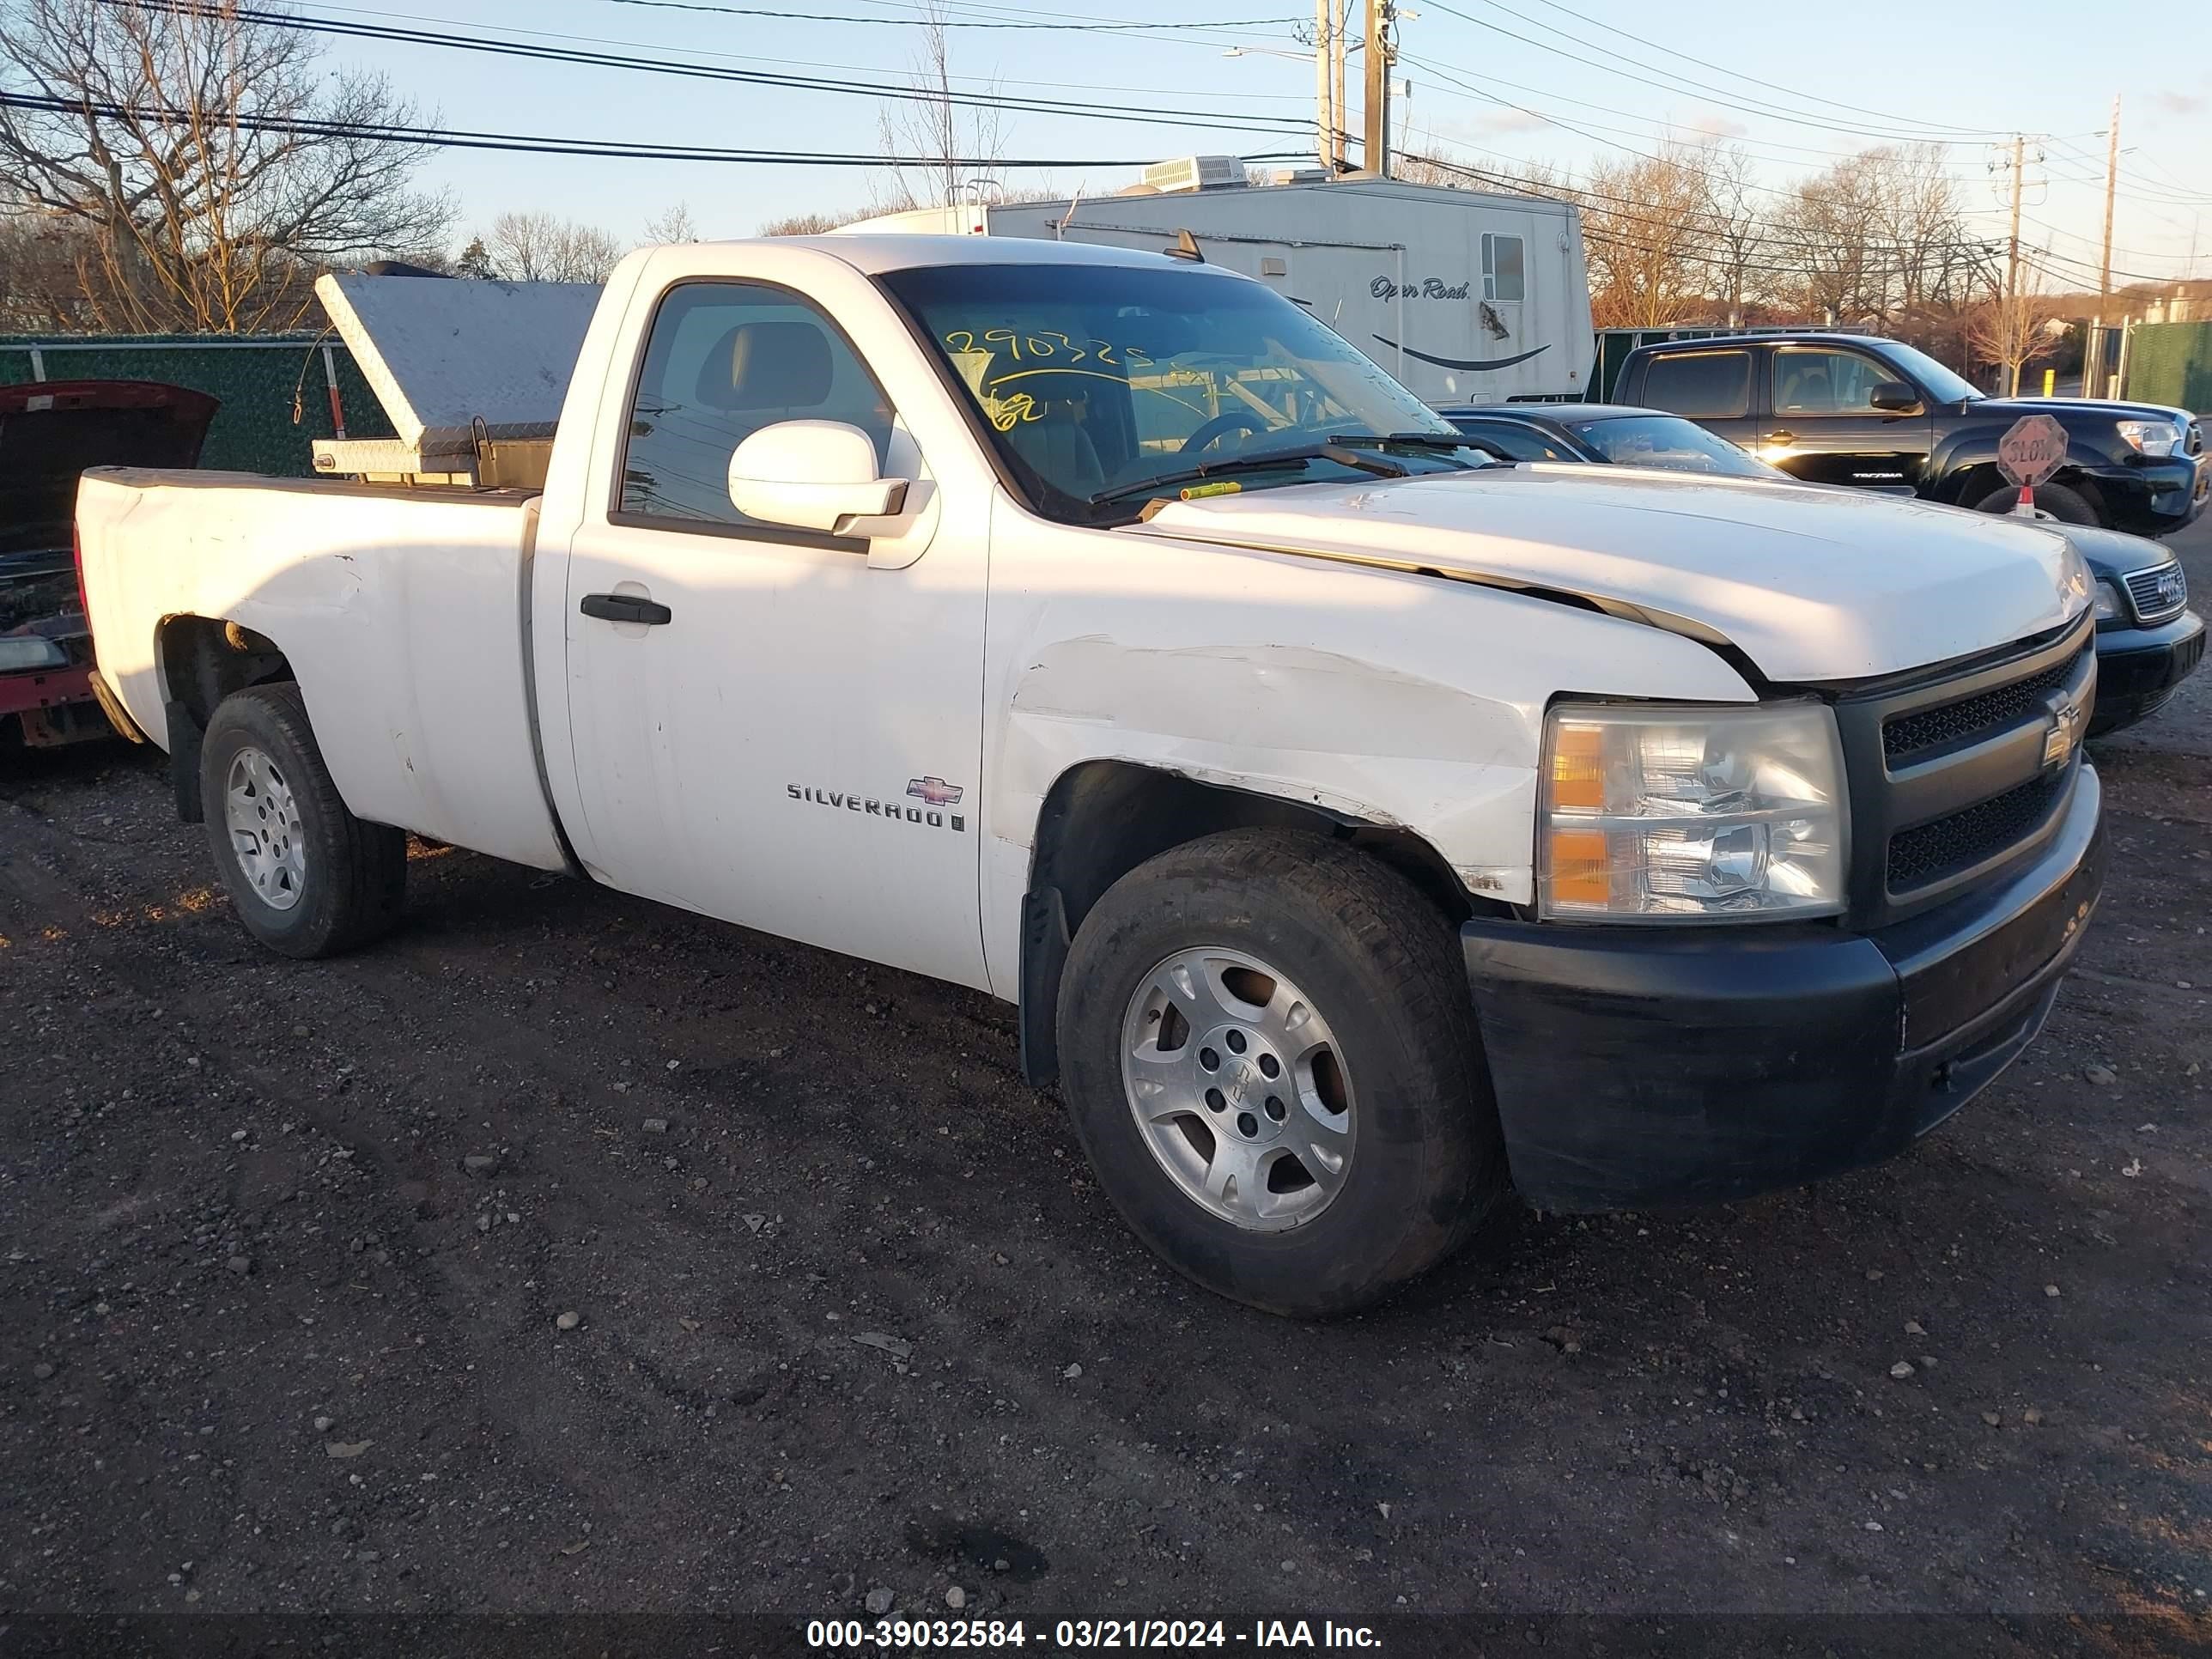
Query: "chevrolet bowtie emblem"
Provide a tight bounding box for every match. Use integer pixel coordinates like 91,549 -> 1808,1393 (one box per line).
2043,701 -> 2082,768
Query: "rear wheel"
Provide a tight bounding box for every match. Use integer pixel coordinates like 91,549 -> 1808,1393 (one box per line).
1969,481 -> 2098,525
1056,829 -> 1508,1316
200,684 -> 406,958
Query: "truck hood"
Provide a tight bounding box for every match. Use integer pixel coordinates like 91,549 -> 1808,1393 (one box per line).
1132,465 -> 2091,683
1966,394 -> 2196,428
0,380 -> 220,556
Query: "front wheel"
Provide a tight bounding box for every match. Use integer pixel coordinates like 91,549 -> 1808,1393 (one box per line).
1969,481 -> 2099,525
1055,829 -> 1509,1316
200,684 -> 407,958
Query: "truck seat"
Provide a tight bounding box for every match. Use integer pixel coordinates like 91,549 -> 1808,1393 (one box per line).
697,321 -> 833,412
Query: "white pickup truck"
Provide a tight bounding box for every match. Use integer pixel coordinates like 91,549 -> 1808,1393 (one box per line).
78,236 -> 2106,1316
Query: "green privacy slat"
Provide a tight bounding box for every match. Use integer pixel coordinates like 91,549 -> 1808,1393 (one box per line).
2122,322 -> 2212,417
0,334 -> 398,477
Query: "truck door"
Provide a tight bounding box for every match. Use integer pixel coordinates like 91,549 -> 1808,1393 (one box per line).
556,277 -> 988,990
1627,345 -> 1759,454
1759,343 -> 1934,491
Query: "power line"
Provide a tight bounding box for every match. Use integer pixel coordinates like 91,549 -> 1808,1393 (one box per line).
302,0 -> 1314,106
110,0 -> 1318,137
1419,0 -> 2028,147
1397,54 -> 2002,185
1399,149 -> 2004,268
598,0 -> 1297,27
0,88 -> 1309,167
1502,0 -> 2014,140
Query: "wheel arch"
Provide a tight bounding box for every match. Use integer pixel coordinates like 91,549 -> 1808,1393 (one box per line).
154,614 -> 297,822
1014,757 -> 1496,1089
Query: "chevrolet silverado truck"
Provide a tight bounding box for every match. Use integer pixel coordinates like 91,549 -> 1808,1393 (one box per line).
76,239 -> 2108,1316
1613,331 -> 2208,537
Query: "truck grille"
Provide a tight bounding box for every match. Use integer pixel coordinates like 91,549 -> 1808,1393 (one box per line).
2121,562 -> 2188,624
1830,619 -> 2095,927
1882,657 -> 2075,762
1887,769 -> 2069,890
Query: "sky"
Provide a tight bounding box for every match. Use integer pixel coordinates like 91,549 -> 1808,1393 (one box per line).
305,0 -> 2212,289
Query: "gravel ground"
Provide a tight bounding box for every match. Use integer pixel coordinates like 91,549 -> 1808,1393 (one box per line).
2,522 -> 2208,1653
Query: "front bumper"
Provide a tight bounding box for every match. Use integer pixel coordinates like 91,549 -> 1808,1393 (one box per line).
2090,610 -> 2204,733
1460,764 -> 2105,1212
2087,454 -> 2207,536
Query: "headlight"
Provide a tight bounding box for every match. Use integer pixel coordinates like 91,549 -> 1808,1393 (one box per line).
1540,701 -> 1849,922
2116,418 -> 2184,459
2093,578 -> 2125,622
0,636 -> 69,672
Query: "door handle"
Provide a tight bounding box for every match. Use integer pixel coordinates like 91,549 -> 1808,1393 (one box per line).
580,592 -> 672,626
1765,429 -> 1795,445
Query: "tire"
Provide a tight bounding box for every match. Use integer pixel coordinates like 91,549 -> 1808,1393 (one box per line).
1055,828 -> 1509,1317
199,684 -> 407,958
1968,481 -> 2099,526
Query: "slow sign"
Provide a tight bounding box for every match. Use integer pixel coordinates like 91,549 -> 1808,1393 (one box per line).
1996,413 -> 2069,512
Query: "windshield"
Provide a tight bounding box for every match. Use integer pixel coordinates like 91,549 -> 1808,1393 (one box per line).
1880,341 -> 1983,405
1570,414 -> 1784,479
875,262 -> 1470,522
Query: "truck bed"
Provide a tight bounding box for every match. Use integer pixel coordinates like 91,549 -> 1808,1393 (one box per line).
76,468 -> 569,872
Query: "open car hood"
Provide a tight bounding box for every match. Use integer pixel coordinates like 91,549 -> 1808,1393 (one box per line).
1131,464 -> 2092,683
0,380 -> 220,556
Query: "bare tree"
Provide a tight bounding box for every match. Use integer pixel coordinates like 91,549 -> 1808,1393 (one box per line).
0,0 -> 451,331
0,212 -> 98,328
1697,143 -> 1766,325
1966,285 -> 2066,396
874,6 -> 1006,213
643,204 -> 699,245
483,211 -> 624,282
1580,142 -> 1713,329
1769,150 -> 1900,325
761,209 -> 870,235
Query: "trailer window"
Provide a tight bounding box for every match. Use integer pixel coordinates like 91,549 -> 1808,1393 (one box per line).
617,281 -> 896,530
1481,234 -> 1524,303
1638,350 -> 1753,420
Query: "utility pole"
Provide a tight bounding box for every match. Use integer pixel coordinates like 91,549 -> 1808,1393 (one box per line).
2100,94 -> 2120,299
2004,133 -> 2023,309
1312,0 -> 1347,171
1328,0 -> 1346,171
2088,94 -> 2119,396
1363,0 -> 1390,178
2004,132 -> 2025,396
1313,0 -> 1332,171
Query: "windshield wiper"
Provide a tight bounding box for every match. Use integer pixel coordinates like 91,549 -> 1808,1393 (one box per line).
1087,441 -> 1406,507
1328,431 -> 1492,461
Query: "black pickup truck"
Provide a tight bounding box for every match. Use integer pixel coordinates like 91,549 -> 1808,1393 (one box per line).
1613,331 -> 2208,537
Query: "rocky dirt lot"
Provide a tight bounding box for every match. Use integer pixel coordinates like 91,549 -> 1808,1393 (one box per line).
2,527 -> 2208,1656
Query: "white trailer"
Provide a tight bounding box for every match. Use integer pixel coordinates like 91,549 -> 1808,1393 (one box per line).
840,162 -> 1595,404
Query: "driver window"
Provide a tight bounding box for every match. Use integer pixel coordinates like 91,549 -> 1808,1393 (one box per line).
620,281 -> 895,529
1772,348 -> 1892,416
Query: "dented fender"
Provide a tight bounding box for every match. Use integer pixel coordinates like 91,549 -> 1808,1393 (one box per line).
976,502 -> 1757,998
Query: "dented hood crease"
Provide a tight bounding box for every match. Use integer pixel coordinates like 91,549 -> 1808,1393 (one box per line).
1129,465 -> 2091,683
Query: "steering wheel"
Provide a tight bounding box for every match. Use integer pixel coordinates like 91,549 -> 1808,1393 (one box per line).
1179,410 -> 1272,455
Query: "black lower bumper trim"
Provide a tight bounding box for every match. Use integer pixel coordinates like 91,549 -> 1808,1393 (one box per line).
1462,766 -> 2105,1212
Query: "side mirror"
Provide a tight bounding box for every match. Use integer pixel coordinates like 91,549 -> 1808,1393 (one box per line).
728,420 -> 908,536
1869,381 -> 1921,413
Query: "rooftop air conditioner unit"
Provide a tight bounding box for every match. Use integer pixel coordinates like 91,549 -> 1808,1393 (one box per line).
1142,155 -> 1246,194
